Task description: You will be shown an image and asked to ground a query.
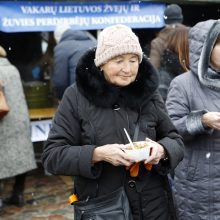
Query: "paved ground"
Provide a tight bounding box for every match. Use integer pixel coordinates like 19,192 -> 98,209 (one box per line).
0,167 -> 74,220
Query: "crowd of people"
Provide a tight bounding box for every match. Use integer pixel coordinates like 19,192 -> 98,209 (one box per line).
1,3 -> 220,220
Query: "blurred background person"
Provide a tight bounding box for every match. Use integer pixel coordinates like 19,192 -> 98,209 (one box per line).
149,4 -> 186,69
166,19 -> 220,219
158,25 -> 190,101
0,46 -> 37,210
52,24 -> 97,101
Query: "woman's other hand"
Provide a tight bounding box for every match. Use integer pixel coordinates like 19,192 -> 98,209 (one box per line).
92,144 -> 135,166
144,138 -> 166,165
202,112 -> 220,131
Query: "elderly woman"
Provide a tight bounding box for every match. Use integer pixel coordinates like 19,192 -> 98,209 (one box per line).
42,24 -> 184,220
166,19 -> 220,220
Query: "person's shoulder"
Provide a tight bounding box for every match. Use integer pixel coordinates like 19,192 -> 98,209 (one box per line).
150,33 -> 166,47
170,72 -> 194,91
64,83 -> 78,95
152,27 -> 172,44
158,26 -> 173,36
65,84 -> 87,101
59,84 -> 80,107
173,71 -> 190,81
158,24 -> 186,38
54,40 -> 76,56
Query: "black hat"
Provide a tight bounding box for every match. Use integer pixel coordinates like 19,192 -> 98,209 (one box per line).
164,4 -> 183,25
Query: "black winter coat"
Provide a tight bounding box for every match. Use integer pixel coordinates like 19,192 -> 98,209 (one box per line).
42,49 -> 184,220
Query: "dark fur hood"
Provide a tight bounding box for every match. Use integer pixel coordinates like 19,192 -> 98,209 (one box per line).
75,48 -> 159,110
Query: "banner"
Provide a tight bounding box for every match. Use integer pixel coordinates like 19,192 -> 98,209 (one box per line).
31,119 -> 52,142
0,1 -> 165,32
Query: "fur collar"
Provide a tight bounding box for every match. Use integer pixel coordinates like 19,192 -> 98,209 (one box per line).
75,49 -> 158,110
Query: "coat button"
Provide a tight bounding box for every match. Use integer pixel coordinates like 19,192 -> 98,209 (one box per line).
112,104 -> 120,110
128,180 -> 136,188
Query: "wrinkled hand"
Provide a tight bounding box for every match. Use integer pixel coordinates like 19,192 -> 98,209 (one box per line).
92,144 -> 135,167
202,112 -> 220,131
144,138 -> 166,165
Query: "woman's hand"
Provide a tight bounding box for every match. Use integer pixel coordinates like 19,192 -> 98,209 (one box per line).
202,112 -> 220,130
92,144 -> 135,166
144,138 -> 166,165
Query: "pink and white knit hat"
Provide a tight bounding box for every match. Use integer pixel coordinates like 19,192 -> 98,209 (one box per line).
94,24 -> 143,67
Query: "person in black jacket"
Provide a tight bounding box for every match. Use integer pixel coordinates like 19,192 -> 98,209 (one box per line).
42,24 -> 184,220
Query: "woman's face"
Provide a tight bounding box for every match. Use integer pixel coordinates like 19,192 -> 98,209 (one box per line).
101,54 -> 139,87
210,37 -> 220,70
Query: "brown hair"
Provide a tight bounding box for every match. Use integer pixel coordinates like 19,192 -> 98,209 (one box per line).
167,26 -> 190,71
